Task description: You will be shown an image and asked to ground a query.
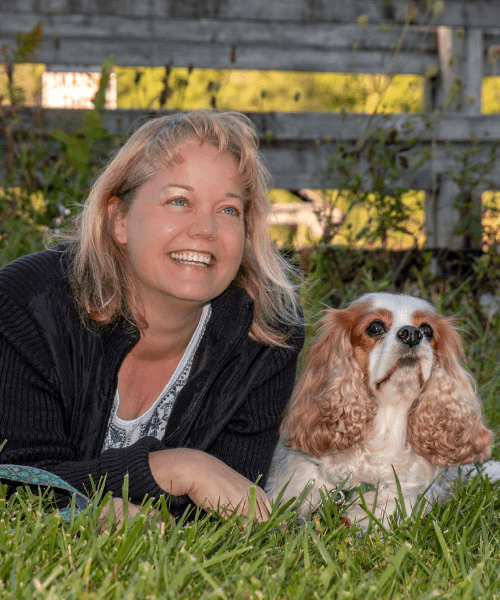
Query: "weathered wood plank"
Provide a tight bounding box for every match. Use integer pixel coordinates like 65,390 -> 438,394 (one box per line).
35,42 -> 433,73
225,112 -> 500,143
424,180 -> 465,250
464,29 -> 484,115
1,0 -> 499,27
260,143 -> 499,189
436,26 -> 486,114
3,13 -> 499,72
1,14 -> 440,72
17,108 -> 500,143
13,108 -> 500,189
1,15 -> 424,48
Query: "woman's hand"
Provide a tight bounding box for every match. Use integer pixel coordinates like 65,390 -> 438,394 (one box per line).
97,497 -> 173,531
149,448 -> 271,520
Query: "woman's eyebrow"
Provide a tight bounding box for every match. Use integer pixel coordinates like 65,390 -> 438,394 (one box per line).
162,183 -> 194,192
226,192 -> 244,201
163,183 -> 244,201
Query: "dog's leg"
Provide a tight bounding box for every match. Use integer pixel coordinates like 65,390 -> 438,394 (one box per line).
425,461 -> 500,504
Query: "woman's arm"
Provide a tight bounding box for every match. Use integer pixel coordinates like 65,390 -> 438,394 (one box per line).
207,338 -> 301,486
0,317 -> 166,504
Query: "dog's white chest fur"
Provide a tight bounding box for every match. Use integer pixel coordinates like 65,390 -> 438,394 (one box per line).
323,390 -> 437,490
274,377 -> 438,521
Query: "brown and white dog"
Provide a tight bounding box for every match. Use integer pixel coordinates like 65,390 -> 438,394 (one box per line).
266,293 -> 492,529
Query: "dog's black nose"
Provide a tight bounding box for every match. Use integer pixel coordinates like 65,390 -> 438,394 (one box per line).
397,325 -> 423,347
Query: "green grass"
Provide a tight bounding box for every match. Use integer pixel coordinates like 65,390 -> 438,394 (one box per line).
1,472 -> 500,599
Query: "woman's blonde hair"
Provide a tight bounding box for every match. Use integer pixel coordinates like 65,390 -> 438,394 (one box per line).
68,109 -> 301,347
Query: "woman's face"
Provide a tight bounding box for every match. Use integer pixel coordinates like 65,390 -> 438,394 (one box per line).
113,141 -> 245,314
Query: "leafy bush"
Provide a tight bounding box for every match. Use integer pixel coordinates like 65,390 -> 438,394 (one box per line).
0,42 -> 119,265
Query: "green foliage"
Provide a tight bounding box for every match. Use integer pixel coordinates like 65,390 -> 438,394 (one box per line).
0,188 -> 48,265
13,23 -> 44,64
0,41 -> 120,264
308,123 -> 431,251
346,128 -> 426,249
0,23 -> 43,107
446,141 -> 500,249
50,55 -> 115,178
116,66 -> 423,114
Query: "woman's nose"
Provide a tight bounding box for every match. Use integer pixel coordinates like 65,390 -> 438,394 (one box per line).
188,210 -> 217,239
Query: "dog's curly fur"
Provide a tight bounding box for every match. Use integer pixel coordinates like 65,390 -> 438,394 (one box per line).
266,293 -> 492,528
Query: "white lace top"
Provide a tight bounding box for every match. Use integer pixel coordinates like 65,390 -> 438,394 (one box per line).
102,303 -> 212,451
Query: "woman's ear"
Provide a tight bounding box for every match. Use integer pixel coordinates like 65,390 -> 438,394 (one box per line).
108,197 -> 127,245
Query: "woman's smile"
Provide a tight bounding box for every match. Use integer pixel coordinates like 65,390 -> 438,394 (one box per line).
170,251 -> 213,266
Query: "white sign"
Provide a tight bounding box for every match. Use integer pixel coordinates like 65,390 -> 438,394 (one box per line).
42,71 -> 117,109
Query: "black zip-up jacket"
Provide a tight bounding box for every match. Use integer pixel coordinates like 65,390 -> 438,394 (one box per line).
0,246 -> 304,516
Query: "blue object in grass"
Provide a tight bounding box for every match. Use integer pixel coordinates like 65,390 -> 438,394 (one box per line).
0,464 -> 91,522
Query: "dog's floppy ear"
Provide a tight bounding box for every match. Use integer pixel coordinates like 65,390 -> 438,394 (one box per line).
283,306 -> 376,457
408,315 -> 492,466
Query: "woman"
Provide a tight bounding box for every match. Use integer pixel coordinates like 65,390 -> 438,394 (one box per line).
0,110 -> 304,520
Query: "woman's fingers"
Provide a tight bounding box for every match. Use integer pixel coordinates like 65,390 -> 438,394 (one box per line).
97,497 -> 142,530
97,497 -> 170,531
205,481 -> 271,521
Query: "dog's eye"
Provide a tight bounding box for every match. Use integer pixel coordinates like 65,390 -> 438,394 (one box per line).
419,323 -> 433,339
366,320 -> 386,336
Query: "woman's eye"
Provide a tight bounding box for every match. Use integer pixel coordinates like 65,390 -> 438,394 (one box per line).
169,197 -> 187,207
366,320 -> 386,336
419,323 -> 433,339
222,206 -> 240,217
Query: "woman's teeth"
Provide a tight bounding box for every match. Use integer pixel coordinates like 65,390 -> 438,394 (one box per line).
170,252 -> 212,266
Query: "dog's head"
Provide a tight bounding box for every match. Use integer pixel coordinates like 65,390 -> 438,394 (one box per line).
346,293 -> 452,395
283,293 -> 492,465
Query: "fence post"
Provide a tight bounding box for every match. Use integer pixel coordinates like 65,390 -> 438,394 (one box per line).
425,26 -> 484,250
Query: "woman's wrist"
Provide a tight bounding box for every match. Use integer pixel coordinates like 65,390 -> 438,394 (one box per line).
149,447 -> 200,496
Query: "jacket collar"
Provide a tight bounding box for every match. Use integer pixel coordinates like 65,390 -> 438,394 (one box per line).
163,284 -> 255,445
206,283 -> 254,341
99,282 -> 253,360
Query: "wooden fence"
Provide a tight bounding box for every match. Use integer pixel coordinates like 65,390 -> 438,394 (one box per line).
2,0 -> 500,249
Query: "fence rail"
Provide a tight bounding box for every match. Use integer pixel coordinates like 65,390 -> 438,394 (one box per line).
15,108 -> 500,185
2,2 -> 500,74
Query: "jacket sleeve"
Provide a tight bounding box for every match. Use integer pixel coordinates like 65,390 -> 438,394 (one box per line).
206,325 -> 305,489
